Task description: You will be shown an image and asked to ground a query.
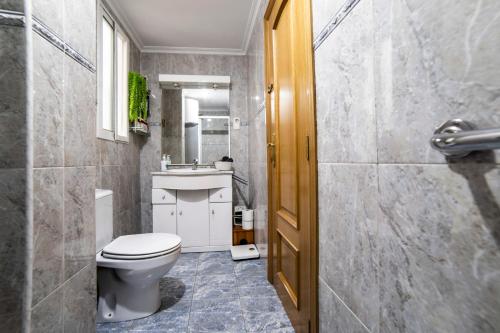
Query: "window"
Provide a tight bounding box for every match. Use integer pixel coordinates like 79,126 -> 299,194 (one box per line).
97,5 -> 129,142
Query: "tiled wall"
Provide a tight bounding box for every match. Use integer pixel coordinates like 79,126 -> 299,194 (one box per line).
0,1 -> 29,330
246,0 -> 269,256
95,7 -> 144,239
139,53 -> 249,231
29,0 -> 98,330
312,0 -> 500,332
28,1 -> 145,330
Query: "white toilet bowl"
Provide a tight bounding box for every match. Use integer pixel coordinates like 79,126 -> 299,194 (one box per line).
96,233 -> 181,323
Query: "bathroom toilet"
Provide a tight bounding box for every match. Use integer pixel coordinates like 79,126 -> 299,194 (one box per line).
95,189 -> 181,323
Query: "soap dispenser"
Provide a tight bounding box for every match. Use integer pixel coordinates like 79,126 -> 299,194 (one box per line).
161,154 -> 168,171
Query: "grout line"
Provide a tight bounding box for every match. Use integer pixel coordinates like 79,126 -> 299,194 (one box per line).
319,276 -> 371,333
31,262 -> 91,311
313,0 -> 362,51
24,1 -> 34,331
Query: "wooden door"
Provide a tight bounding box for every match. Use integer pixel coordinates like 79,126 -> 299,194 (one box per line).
265,0 -> 317,332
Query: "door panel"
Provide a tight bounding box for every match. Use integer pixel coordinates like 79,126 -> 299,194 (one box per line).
177,190 -> 209,247
209,202 -> 232,246
274,3 -> 298,220
265,0 -> 318,332
153,204 -> 177,234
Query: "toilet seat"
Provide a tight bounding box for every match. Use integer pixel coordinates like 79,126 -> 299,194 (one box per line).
102,233 -> 181,260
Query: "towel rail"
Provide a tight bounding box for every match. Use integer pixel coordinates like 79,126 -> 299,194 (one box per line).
430,119 -> 500,158
232,174 -> 248,186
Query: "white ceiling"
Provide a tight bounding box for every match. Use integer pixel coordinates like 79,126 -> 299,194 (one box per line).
106,0 -> 262,55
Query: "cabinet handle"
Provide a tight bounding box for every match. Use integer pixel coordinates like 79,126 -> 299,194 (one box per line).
219,194 -> 223,198
179,211 -> 182,216
162,195 -> 166,200
170,211 -> 174,216
212,209 -> 215,215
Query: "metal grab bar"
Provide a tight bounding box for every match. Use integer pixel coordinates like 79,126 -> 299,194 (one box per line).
430,119 -> 500,158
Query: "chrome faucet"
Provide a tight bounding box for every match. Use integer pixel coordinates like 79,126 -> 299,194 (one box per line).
192,159 -> 199,170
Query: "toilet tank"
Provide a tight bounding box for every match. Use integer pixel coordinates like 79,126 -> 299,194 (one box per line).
96,189 -> 113,253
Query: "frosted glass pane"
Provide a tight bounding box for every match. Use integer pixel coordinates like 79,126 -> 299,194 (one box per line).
102,18 -> 114,131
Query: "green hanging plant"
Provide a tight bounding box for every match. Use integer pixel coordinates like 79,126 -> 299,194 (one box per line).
128,72 -> 148,122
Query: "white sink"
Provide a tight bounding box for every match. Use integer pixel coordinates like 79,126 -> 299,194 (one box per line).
167,168 -> 217,174
152,169 -> 233,190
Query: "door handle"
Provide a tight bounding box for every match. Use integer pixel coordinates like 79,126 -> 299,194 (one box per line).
267,141 -> 276,167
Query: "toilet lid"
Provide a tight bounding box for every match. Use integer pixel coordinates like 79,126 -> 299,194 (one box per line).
102,233 -> 181,259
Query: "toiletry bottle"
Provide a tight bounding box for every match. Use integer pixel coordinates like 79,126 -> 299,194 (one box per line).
161,154 -> 167,171
166,155 -> 172,166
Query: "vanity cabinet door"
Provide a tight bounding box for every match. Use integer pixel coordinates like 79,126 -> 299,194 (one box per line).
153,204 -> 176,234
209,202 -> 232,246
177,190 -> 209,247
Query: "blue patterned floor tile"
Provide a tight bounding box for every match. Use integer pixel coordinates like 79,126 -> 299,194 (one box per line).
234,259 -> 266,276
188,311 -> 245,332
197,259 -> 235,275
160,276 -> 194,299
240,296 -> 284,313
199,251 -> 232,261
194,274 -> 238,300
191,298 -> 240,313
238,285 -> 278,298
129,310 -> 190,332
96,319 -> 135,332
266,327 -> 296,333
243,311 -> 292,332
167,262 -> 198,277
237,274 -> 272,288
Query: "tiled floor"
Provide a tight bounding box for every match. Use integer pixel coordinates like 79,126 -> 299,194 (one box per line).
96,251 -> 295,332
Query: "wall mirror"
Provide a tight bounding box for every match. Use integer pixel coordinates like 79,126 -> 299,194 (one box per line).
159,75 -> 231,165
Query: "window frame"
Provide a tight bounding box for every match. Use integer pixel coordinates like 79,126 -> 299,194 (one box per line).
114,24 -> 130,143
97,3 -> 130,143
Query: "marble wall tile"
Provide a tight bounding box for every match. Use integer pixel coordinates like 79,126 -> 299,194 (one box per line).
314,0 -> 377,164
140,53 -> 249,227
0,168 -> 27,321
63,0 -> 96,64
33,33 -> 64,168
0,26 -> 26,169
63,264 -> 97,332
0,0 -> 24,11
314,0 -> 500,331
378,164 -> 500,332
319,278 -> 369,333
311,0 -> 345,39
94,8 -> 143,237
64,166 -> 96,280
0,23 -> 27,328
374,0 -> 500,164
32,168 -> 64,306
31,288 -> 63,333
63,56 -> 96,167
318,163 -> 379,331
32,0 -> 63,36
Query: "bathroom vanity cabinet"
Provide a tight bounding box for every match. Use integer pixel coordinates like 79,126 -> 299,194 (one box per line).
152,170 -> 233,252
